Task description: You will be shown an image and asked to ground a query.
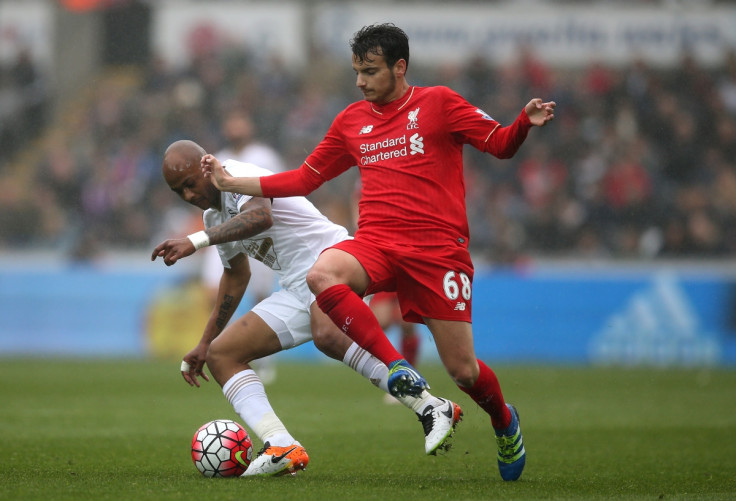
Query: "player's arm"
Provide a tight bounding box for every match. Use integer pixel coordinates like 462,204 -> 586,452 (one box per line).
182,252 -> 250,387
206,196 -> 273,244
202,252 -> 250,346
486,98 -> 556,159
151,197 -> 273,266
202,152 -> 327,198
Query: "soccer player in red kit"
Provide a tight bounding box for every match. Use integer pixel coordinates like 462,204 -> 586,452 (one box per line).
202,23 -> 555,481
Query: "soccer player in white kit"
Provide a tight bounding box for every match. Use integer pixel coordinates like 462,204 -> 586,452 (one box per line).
152,140 -> 461,477
203,108 -> 287,384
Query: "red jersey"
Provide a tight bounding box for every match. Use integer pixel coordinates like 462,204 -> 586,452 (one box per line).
261,85 -> 533,248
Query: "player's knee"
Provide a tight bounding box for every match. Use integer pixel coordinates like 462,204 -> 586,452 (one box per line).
204,344 -> 222,372
312,324 -> 349,361
311,328 -> 330,352
447,362 -> 479,388
305,267 -> 326,295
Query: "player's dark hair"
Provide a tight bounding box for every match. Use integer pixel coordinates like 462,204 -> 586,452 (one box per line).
350,23 -> 409,70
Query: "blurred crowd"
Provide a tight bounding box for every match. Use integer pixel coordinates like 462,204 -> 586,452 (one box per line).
0,49 -> 47,164
1,42 -> 735,263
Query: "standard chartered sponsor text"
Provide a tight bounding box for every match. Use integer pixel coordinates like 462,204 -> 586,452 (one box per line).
360,135 -> 407,165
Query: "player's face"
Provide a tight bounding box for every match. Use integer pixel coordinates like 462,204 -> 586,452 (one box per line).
164,158 -> 220,211
352,51 -> 403,104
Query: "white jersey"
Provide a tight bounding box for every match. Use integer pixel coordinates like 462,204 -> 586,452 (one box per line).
203,160 -> 350,294
207,144 -> 284,301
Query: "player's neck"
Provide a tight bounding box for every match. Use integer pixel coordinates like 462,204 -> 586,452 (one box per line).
375,82 -> 411,107
372,84 -> 414,113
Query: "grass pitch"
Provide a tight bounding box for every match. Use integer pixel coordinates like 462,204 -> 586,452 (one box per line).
1,358 -> 734,500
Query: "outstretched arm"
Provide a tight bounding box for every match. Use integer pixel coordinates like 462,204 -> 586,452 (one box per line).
485,98 -> 556,159
203,153 -> 327,198
151,197 -> 273,266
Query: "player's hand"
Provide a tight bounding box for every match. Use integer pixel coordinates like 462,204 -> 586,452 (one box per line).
201,154 -> 232,191
151,238 -> 196,266
181,344 -> 210,388
525,98 -> 556,126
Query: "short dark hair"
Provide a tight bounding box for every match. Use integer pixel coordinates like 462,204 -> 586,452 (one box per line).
350,23 -> 409,70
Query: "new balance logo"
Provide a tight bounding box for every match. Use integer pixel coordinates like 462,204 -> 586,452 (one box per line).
359,125 -> 374,134
409,133 -> 424,155
454,302 -> 466,311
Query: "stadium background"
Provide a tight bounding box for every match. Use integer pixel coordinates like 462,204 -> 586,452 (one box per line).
0,0 -> 735,367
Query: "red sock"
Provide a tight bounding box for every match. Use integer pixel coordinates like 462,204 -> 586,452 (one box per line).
457,360 -> 511,429
316,284 -> 404,366
400,332 -> 419,367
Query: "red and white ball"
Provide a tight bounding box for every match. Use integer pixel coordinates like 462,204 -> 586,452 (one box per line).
191,419 -> 253,477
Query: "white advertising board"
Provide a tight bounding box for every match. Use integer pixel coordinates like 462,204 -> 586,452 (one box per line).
313,4 -> 736,67
5,2 -> 735,70
151,1 -> 307,69
0,1 -> 53,66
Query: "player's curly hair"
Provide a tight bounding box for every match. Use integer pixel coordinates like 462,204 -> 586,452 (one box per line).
350,23 -> 410,70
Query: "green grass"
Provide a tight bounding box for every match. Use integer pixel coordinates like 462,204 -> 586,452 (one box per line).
1,358 -> 735,500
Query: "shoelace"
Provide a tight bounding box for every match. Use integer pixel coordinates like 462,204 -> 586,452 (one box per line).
255,442 -> 270,457
496,431 -> 520,458
418,410 -> 435,436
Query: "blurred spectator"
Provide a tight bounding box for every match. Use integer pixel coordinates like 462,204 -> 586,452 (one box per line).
717,49 -> 736,115
601,145 -> 652,218
0,48 -> 48,170
216,108 -> 285,174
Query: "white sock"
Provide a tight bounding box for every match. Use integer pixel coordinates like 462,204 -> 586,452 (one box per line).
342,343 -> 443,413
222,369 -> 295,447
343,342 -> 388,390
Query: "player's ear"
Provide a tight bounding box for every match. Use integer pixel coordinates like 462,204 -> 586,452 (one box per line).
394,58 -> 407,78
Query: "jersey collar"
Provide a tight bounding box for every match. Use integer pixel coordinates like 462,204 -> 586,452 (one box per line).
370,86 -> 415,115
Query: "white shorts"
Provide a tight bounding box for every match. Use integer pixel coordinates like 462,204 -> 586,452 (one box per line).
246,257 -> 278,302
251,287 -> 315,350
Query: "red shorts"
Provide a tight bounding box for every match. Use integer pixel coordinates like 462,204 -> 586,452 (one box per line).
331,237 -> 474,324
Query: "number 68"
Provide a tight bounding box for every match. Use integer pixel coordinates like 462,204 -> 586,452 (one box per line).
442,271 -> 471,301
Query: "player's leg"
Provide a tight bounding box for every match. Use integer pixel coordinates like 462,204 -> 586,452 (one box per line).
246,258 -> 279,384
207,312 -> 308,477
397,319 -> 420,368
422,319 -> 478,387
399,323 -> 420,363
309,301 -> 462,455
367,293 -> 420,404
368,291 -> 419,366
367,294 -> 401,406
310,299 -> 424,400
424,317 -> 525,481
367,293 -> 394,331
308,245 -> 428,397
206,311 -> 282,385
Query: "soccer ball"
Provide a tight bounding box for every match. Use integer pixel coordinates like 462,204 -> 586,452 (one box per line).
191,419 -> 253,477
